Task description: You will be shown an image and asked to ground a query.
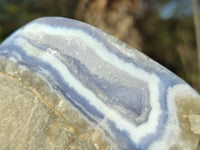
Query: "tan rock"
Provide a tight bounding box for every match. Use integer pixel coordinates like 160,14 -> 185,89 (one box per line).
0,71 -> 98,150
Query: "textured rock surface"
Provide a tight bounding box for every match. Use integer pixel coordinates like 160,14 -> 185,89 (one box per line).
0,17 -> 199,150
0,72 -> 96,150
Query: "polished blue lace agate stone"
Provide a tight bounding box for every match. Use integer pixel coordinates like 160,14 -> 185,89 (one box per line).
0,17 -> 199,150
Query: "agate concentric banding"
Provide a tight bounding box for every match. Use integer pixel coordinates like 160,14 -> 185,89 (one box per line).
0,17 -> 199,150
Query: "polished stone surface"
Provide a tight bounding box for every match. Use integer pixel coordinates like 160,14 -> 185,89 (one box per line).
0,17 -> 199,150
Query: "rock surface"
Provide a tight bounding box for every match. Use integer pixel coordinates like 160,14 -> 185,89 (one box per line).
0,72 -> 97,150
0,17 -> 199,150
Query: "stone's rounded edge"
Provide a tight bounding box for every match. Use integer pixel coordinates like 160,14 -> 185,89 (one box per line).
0,17 -> 199,150
2,16 -> 186,88
28,16 -> 162,65
26,16 -> 103,38
28,17 -> 186,86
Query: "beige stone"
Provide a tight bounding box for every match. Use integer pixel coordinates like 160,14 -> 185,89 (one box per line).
0,72 -> 97,150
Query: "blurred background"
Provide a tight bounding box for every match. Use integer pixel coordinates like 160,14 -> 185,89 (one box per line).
0,0 -> 199,149
0,0 -> 199,94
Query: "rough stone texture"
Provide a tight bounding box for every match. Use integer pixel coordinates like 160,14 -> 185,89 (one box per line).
171,94 -> 200,150
0,17 -> 199,150
0,55 -> 112,150
0,72 -> 96,150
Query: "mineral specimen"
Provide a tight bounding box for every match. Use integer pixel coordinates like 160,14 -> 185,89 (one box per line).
0,17 -> 199,150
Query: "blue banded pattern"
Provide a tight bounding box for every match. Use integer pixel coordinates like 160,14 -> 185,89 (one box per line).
0,17 -> 199,150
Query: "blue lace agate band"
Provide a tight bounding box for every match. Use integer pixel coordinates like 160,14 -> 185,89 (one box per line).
0,17 -> 199,150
